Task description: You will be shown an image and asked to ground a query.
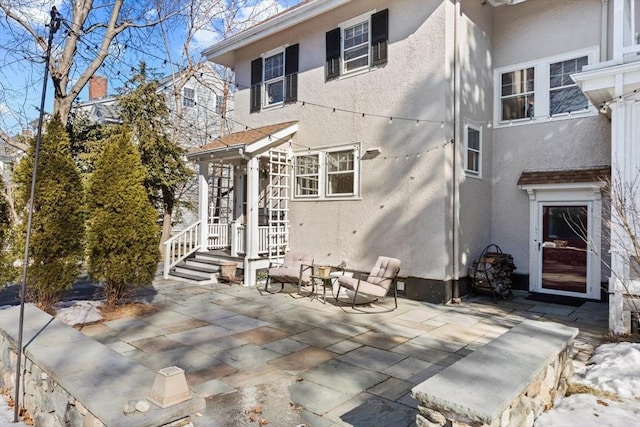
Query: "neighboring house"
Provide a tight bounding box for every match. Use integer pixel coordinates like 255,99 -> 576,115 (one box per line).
171,0 -> 639,334
73,64 -> 232,229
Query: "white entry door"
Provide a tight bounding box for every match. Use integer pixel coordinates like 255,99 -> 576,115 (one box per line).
526,187 -> 602,300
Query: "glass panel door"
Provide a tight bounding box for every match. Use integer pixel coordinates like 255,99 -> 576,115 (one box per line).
541,205 -> 588,294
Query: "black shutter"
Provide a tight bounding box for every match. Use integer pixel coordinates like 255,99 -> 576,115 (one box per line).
325,28 -> 340,81
371,9 -> 388,66
250,57 -> 262,113
284,44 -> 299,103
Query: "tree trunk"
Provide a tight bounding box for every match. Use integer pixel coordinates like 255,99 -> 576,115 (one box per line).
159,211 -> 172,254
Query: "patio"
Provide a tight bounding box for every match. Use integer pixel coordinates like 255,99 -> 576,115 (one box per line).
78,277 -> 608,426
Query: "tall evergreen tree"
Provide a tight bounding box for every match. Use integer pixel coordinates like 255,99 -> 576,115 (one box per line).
0,175 -> 14,284
117,64 -> 193,249
86,129 -> 160,307
12,116 -> 84,313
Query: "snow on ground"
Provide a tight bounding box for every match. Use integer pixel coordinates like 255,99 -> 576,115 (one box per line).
535,342 -> 640,427
0,394 -> 28,427
54,300 -> 103,326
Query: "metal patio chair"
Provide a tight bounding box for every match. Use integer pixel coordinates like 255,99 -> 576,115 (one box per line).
336,256 -> 401,312
263,251 -> 314,294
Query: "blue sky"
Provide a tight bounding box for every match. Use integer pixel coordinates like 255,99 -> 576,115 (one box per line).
0,0 -> 303,136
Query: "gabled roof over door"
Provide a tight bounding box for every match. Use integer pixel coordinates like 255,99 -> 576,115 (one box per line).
186,121 -> 298,162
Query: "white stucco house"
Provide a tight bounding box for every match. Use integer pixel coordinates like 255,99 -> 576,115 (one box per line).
164,0 -> 640,334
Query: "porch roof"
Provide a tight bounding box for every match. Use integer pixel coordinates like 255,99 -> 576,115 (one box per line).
517,166 -> 610,186
186,121 -> 298,162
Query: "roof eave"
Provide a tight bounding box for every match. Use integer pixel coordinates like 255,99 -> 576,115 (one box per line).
203,0 -> 353,67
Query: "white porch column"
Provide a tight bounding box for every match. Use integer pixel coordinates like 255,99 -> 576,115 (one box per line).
198,161 -> 209,252
609,98 -> 640,334
244,156 -> 260,285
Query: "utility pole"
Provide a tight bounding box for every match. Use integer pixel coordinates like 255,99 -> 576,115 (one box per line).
13,6 -> 60,423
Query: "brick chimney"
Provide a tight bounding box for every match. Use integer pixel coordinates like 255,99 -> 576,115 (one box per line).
89,75 -> 108,100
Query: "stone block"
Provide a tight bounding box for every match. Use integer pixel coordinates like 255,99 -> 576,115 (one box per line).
67,406 -> 84,427
34,412 -> 58,427
417,406 -> 446,424
416,414 -> 443,427
53,387 -> 70,420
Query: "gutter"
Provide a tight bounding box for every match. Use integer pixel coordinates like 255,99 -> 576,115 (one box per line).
203,0 -> 353,62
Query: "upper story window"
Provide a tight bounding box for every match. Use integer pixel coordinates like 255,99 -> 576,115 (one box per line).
250,44 -> 299,113
215,94 -> 223,115
264,52 -> 284,106
501,68 -> 534,120
343,20 -> 370,73
464,123 -> 482,177
183,87 -> 195,108
549,57 -> 589,115
494,48 -> 598,127
294,145 -> 360,199
326,9 -> 388,81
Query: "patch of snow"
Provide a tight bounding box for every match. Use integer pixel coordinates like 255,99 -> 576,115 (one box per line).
535,341 -> 640,426
535,393 -> 640,427
572,342 -> 640,400
0,394 -> 28,427
54,300 -> 103,326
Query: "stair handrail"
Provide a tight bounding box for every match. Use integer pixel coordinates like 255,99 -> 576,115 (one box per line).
163,220 -> 202,279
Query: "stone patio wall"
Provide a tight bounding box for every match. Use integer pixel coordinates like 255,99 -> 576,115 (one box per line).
0,304 -> 204,427
0,332 -> 105,426
412,319 -> 578,427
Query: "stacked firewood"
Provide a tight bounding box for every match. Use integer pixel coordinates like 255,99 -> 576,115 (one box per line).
470,248 -> 515,299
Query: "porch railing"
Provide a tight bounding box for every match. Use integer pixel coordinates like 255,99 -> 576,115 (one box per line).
235,225 -> 270,255
208,223 -> 230,250
163,220 -> 201,279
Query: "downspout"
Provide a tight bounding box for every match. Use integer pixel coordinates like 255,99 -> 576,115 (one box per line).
452,0 -> 461,298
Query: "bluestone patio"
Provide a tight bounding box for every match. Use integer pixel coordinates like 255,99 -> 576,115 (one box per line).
78,277 -> 607,426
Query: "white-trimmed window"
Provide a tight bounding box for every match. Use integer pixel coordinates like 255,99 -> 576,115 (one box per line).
215,94 -> 223,115
294,145 -> 360,199
250,44 -> 299,113
327,149 -> 355,195
343,18 -> 370,73
295,154 -> 319,197
494,48 -> 598,126
183,87 -> 195,108
549,56 -> 589,115
501,67 -> 535,120
264,51 -> 285,107
325,9 -> 388,80
464,123 -> 482,177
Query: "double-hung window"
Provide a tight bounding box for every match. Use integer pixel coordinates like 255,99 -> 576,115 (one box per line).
327,150 -> 355,196
215,94 -> 224,115
464,123 -> 481,177
294,145 -> 360,199
250,44 -> 299,113
264,52 -> 284,106
183,87 -> 195,108
494,48 -> 597,126
501,68 -> 535,120
326,9 -> 389,80
295,154 -> 319,197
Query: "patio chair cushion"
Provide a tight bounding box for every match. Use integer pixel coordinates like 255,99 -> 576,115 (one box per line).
337,256 -> 401,297
268,251 -> 313,284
